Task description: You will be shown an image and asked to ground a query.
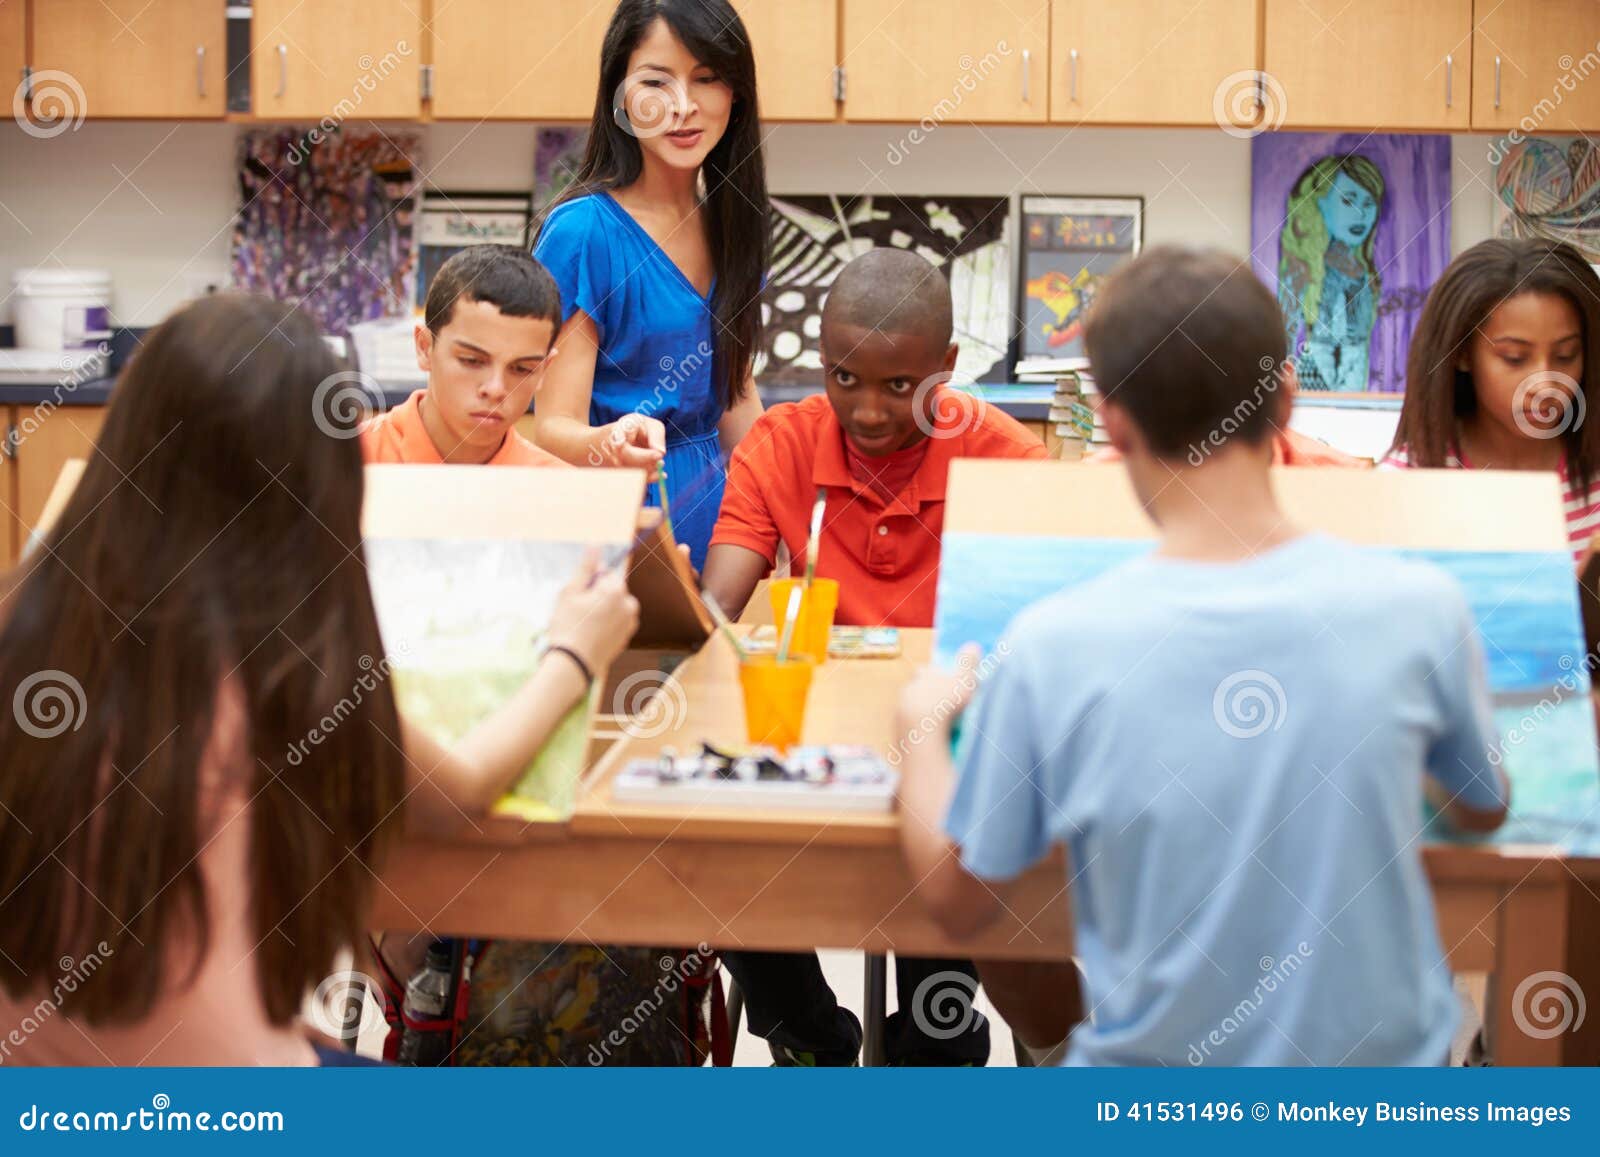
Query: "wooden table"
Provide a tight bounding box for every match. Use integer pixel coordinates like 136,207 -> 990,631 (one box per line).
374,630 -> 1596,1065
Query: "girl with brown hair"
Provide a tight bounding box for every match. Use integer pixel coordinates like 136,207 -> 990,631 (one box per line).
1386,237 -> 1600,564
0,294 -> 637,1065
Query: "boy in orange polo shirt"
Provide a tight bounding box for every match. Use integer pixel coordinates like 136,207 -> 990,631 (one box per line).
361,244 -> 564,467
704,249 -> 1045,629
704,249 -> 1044,1066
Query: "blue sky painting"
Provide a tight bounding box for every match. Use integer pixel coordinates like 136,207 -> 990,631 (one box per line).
934,532 -> 1600,854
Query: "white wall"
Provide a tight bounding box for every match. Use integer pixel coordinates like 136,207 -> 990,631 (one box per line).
0,119 -> 1501,329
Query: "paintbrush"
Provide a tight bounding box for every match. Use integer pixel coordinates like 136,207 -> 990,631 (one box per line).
776,582 -> 803,664
699,591 -> 750,661
655,466 -> 673,539
803,486 -> 825,589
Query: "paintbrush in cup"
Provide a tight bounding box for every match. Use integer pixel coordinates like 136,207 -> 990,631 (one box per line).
803,486 -> 825,589
776,582 -> 803,663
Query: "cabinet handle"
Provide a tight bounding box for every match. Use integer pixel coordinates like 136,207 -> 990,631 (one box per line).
1445,53 -> 1453,107
1069,48 -> 1079,102
1495,55 -> 1502,108
1021,48 -> 1031,104
196,45 -> 206,98
276,44 -> 287,98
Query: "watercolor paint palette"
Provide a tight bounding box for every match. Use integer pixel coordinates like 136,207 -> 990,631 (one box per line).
612,746 -> 898,813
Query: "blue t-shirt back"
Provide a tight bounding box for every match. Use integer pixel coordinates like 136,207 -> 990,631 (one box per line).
946,532 -> 1505,1066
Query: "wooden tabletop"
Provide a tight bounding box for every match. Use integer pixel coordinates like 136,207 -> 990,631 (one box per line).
573,629 -> 928,844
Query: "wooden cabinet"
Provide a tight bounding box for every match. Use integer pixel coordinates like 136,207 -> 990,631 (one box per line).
1,408 -> 16,571
31,0 -> 224,119
14,407 -> 106,553
1472,1 -> 1600,132
1051,0 -> 1258,126
0,0 -> 24,104
1266,0 -> 1472,130
734,0 -> 838,121
842,0 -> 1049,123
430,0 -> 611,119
252,0 -> 421,120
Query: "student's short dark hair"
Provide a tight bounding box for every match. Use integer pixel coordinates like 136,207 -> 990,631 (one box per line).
424,244 -> 563,333
1085,246 -> 1287,460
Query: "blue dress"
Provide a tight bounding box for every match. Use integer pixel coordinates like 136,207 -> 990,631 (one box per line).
534,191 -> 725,569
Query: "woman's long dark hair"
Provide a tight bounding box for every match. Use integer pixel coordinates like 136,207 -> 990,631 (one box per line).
545,0 -> 768,411
0,295 -> 407,1027
1392,237 -> 1600,491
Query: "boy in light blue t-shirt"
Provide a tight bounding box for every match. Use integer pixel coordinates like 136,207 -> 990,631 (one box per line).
897,247 -> 1510,1066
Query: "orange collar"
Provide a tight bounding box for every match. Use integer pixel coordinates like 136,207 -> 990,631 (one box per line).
810,391 -> 962,510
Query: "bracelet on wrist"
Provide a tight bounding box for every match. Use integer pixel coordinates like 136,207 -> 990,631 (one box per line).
545,644 -> 594,687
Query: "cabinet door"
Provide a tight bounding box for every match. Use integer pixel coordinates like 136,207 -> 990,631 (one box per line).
842,0 -> 1049,123
1265,0 -> 1473,129
734,0 -> 838,121
1473,1 -> 1600,131
430,0 -> 612,120
14,407 -> 105,548
0,0 -> 24,105
32,0 -> 224,119
1052,0 -> 1259,126
252,0 -> 421,120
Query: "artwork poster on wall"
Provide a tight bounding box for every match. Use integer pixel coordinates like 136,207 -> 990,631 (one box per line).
1251,132 -> 1452,394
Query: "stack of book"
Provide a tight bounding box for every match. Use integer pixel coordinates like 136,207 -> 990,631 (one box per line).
1048,370 -> 1106,460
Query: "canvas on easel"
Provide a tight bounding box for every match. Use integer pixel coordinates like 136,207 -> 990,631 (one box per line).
362,465 -> 646,824
934,461 -> 1600,855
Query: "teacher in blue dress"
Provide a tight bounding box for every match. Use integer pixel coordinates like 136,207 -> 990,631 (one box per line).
533,0 -> 768,569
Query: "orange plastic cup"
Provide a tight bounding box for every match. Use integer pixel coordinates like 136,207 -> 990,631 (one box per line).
737,655 -> 815,750
768,578 -> 840,664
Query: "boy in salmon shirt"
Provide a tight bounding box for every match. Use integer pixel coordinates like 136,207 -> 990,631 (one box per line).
367,245 -> 715,1065
361,244 -> 564,467
702,248 -> 1044,1066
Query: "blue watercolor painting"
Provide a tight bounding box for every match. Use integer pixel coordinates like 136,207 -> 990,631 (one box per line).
935,533 -> 1600,854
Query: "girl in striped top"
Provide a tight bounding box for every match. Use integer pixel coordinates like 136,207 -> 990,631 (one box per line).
1384,238 -> 1600,566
